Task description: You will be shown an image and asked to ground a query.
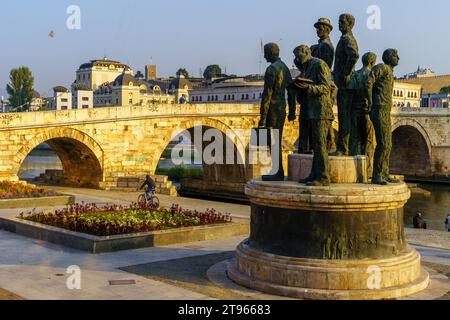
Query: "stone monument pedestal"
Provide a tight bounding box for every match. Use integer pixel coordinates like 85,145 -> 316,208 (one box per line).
227,155 -> 429,299
288,153 -> 368,183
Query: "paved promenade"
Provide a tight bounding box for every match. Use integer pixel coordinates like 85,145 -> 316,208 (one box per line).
0,186 -> 448,300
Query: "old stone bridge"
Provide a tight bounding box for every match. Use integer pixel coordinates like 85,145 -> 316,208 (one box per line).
0,104 -> 448,190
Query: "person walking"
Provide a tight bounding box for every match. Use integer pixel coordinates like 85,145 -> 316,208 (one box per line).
445,213 -> 450,232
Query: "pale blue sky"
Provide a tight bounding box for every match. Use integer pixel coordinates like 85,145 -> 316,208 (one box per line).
1,0 -> 449,97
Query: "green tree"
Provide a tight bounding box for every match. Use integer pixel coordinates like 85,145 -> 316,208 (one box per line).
135,70 -> 144,79
176,68 -> 190,78
439,85 -> 450,94
6,67 -> 34,111
203,65 -> 222,80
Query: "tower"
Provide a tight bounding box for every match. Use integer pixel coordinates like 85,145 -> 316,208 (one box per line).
145,65 -> 157,81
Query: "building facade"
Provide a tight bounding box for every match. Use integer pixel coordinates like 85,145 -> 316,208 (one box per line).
76,58 -> 133,91
400,66 -> 435,79
189,76 -> 264,104
421,93 -> 450,108
72,86 -> 93,109
30,90 -> 48,111
392,82 -> 422,108
51,86 -> 72,110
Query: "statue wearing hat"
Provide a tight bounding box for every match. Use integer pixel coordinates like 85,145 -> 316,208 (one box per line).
311,17 -> 337,153
311,18 -> 335,69
299,18 -> 336,154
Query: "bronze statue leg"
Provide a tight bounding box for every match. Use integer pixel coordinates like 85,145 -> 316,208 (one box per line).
310,119 -> 331,182
370,106 -> 392,181
349,107 -> 365,156
298,105 -> 310,153
335,89 -> 354,155
264,107 -> 286,179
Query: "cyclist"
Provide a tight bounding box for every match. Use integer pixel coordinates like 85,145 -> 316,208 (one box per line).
139,175 -> 156,200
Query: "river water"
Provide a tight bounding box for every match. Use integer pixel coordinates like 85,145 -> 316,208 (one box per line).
404,184 -> 450,232
18,153 -> 450,232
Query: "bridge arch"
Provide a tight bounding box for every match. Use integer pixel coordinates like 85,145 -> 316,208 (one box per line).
14,128 -> 104,188
390,120 -> 433,176
149,117 -> 247,174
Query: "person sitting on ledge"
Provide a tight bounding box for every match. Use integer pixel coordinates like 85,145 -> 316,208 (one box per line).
413,211 -> 427,229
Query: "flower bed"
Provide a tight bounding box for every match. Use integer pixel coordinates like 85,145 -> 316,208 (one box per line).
0,181 -> 60,199
19,203 -> 232,236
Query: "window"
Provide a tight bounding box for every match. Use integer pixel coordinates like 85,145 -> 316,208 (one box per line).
246,94 -> 249,100
241,94 -> 245,100
215,95 -> 218,101
224,95 -> 227,101
61,106 -> 68,110
199,96 -> 202,102
82,97 -> 89,101
82,105 -> 89,109
232,94 -> 235,100
61,98 -> 68,102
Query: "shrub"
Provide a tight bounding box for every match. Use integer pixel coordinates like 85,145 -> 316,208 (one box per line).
156,166 -> 203,181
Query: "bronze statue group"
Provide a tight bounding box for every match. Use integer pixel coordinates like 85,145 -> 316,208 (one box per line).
259,13 -> 400,186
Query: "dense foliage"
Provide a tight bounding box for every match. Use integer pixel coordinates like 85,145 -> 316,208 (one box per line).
156,166 -> 203,181
20,202 -> 232,236
0,181 -> 59,199
176,68 -> 190,78
6,66 -> 34,111
203,65 -> 222,80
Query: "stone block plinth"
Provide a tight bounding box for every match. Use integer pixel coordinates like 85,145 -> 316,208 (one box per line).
288,153 -> 368,183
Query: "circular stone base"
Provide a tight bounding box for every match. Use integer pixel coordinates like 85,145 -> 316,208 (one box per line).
227,241 -> 429,300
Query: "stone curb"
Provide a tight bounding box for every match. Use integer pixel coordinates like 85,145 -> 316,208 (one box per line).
0,216 -> 249,254
0,195 -> 75,209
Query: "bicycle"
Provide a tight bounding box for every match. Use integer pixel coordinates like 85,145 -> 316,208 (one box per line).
138,188 -> 160,208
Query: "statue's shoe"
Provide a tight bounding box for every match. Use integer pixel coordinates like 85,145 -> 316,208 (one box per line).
262,174 -> 285,182
372,177 -> 388,185
329,150 -> 346,157
386,177 -> 401,184
306,179 -> 330,187
299,175 -> 315,184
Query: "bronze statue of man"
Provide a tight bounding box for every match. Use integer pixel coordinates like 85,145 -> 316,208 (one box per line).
366,49 -> 400,185
293,45 -> 334,186
349,52 -> 377,176
332,13 -> 359,156
311,17 -> 336,153
259,43 -> 296,181
311,17 -> 335,69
